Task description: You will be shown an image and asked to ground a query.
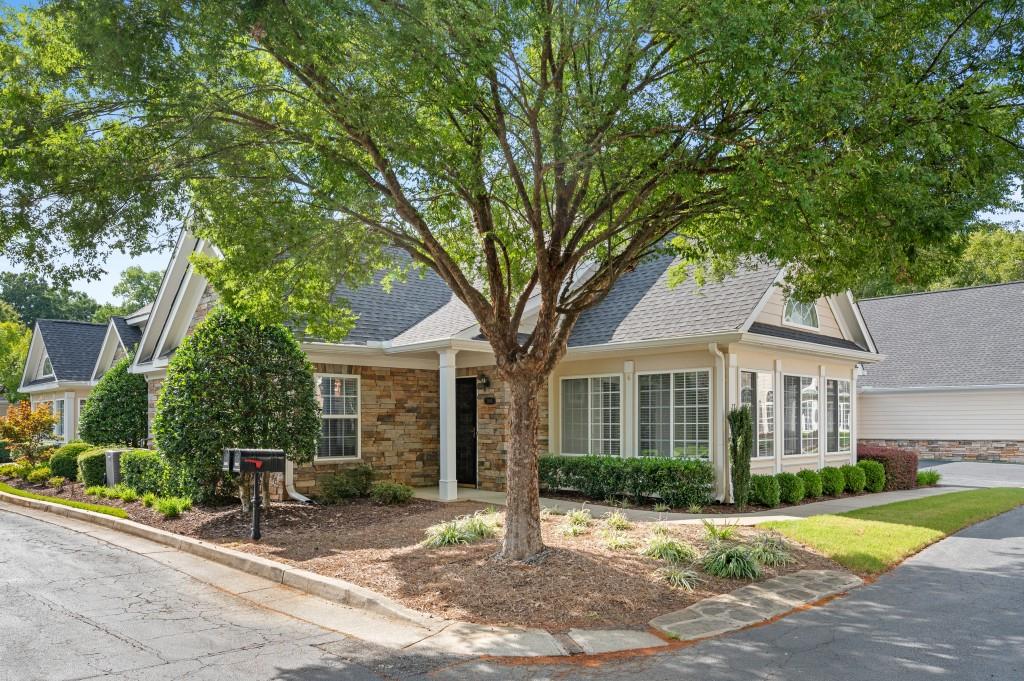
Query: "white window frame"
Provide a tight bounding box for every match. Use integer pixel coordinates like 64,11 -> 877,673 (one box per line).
314,373 -> 361,461
739,369 -> 775,459
51,398 -> 66,439
781,372 -> 819,457
635,368 -> 713,459
782,298 -> 820,331
825,377 -> 852,454
559,373 -> 623,456
40,355 -> 54,379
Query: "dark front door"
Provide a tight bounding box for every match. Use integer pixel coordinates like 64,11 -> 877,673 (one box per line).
455,377 -> 477,486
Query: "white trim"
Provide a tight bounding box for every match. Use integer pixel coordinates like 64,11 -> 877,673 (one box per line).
859,384 -> 1024,394
739,368 -> 777,460
313,372 -> 362,461
737,332 -> 882,362
740,269 -> 787,332
634,367 -> 714,460
133,231 -> 198,372
823,376 -> 853,456
780,371 -> 821,458
848,293 -> 878,354
438,349 -> 459,501
91,322 -> 128,381
558,373 -> 624,456
781,298 -> 820,331
565,332 -> 743,356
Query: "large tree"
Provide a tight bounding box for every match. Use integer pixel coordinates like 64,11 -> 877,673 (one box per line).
91,266 -> 164,322
2,1 -> 1023,559
0,272 -> 99,327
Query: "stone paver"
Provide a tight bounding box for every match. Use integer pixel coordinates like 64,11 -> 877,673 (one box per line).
567,629 -> 668,655
650,569 -> 862,640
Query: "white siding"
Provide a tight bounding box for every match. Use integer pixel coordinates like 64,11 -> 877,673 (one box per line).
858,389 -> 1024,440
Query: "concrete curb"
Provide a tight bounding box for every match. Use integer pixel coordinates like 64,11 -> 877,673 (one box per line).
0,490 -> 444,633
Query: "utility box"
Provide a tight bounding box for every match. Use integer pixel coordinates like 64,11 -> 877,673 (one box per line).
104,450 -> 122,486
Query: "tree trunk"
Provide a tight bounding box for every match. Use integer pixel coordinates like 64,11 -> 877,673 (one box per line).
496,367 -> 545,561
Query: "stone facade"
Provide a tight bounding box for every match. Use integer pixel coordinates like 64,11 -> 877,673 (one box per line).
145,376 -> 163,447
188,285 -> 218,334
861,438 -> 1024,464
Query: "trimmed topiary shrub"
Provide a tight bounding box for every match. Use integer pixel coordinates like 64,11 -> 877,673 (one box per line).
841,464 -> 866,493
797,469 -> 823,498
775,472 -> 805,505
537,454 -> 714,508
750,474 -> 781,508
79,354 -> 149,447
120,449 -> 167,495
858,459 -> 886,493
369,481 -> 414,505
49,442 -> 93,480
153,307 -> 320,503
820,467 -> 845,497
727,407 -> 753,509
77,448 -> 109,487
858,444 -> 918,490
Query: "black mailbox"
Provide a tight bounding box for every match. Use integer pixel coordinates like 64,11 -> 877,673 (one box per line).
222,448 -> 287,474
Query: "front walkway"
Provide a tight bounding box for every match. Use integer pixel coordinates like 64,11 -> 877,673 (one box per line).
412,485 -> 964,525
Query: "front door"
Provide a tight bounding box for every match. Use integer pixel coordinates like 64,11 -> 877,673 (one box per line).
455,377 -> 477,486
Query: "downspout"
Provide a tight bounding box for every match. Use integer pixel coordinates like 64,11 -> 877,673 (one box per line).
285,460 -> 312,503
708,343 -> 730,503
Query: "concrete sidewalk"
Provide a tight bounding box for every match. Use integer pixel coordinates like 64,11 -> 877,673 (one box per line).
413,485 -> 965,525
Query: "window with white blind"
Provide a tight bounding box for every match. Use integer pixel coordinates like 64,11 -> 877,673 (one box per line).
316,375 -> 360,459
638,370 -> 710,458
560,376 -> 621,455
783,375 -> 818,456
739,371 -> 775,458
826,379 -> 852,453
52,399 -> 65,438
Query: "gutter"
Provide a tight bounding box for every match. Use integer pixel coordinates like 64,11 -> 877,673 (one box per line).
284,460 -> 312,503
859,384 -> 1024,395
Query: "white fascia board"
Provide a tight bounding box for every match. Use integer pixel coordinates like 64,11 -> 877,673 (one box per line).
859,384 -> 1024,394
847,292 -> 878,353
90,323 -> 125,381
564,332 -> 744,357
735,333 -> 884,363
133,230 -> 197,373
21,380 -> 95,394
18,324 -> 47,392
739,267 -> 786,333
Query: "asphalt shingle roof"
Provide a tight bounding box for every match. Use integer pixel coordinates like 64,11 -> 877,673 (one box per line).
748,322 -> 865,351
567,255 -> 781,347
36,320 -> 107,382
110,316 -> 143,351
858,282 -> 1024,389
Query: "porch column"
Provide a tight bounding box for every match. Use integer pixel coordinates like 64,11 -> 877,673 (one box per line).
818,365 -> 827,469
438,349 -> 459,501
774,359 -> 784,473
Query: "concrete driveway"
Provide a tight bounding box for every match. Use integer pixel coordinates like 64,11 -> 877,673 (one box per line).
919,459 -> 1024,488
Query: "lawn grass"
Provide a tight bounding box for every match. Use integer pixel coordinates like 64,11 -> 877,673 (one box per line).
0,481 -> 129,519
762,488 -> 1024,574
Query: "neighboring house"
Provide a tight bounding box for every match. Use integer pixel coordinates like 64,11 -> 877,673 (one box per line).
18,313 -> 148,443
857,282 -> 1024,463
131,232 -> 879,502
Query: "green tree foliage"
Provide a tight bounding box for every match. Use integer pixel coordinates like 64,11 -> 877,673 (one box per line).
91,266 -> 164,322
153,307 -> 320,502
0,317 -> 30,402
0,273 -> 99,327
78,353 -> 148,447
2,2 -> 1023,559
727,407 -> 752,510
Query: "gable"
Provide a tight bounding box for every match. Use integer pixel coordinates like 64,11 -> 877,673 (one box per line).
755,287 -> 846,339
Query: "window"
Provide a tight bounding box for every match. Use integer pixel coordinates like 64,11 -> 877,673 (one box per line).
637,370 -> 710,458
52,399 -> 65,438
783,299 -> 819,329
316,375 -> 359,459
783,375 -> 818,456
560,376 -> 621,455
826,379 -> 852,453
740,371 -> 775,458
40,356 -> 53,378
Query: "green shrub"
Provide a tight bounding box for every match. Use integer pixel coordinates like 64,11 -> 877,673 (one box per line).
841,464 -> 866,493
797,469 -> 823,498
748,533 -> 793,567
369,481 -> 413,505
47,476 -> 67,490
109,484 -> 139,503
538,454 -> 714,508
820,467 -> 846,497
141,492 -> 157,507
120,449 -> 167,495
776,472 -> 805,505
641,535 -> 698,563
77,448 -> 109,487
50,442 -> 92,480
153,307 -> 320,502
728,407 -> 753,509
26,466 -> 51,483
750,474 -> 781,508
703,544 -> 762,580
917,470 -> 942,486
320,465 -> 375,503
84,486 -> 106,497
8,460 -> 33,481
0,462 -> 17,478
858,459 -> 886,493
78,354 -> 148,447
154,496 -> 192,518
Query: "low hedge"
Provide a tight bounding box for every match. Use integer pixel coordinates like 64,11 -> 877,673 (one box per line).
858,459 -> 886,493
77,448 -> 111,487
776,472 -> 805,505
120,449 -> 167,495
797,469 -> 823,498
750,474 -> 781,508
538,454 -> 714,508
820,467 -> 845,497
841,464 -> 867,493
49,442 -> 92,480
858,444 -> 918,490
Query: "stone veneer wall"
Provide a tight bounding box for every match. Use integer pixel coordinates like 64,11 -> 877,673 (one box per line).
145,376 -> 163,447
188,285 -> 218,334
860,438 -> 1024,464
290,363 -> 441,498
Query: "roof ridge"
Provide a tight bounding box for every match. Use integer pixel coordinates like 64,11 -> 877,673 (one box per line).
37,318 -> 107,327
859,279 -> 1024,302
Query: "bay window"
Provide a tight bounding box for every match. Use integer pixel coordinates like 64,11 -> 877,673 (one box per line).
637,370 -> 710,458
783,375 -> 818,456
739,371 -> 774,458
316,374 -> 360,459
826,378 -> 852,453
560,376 -> 621,455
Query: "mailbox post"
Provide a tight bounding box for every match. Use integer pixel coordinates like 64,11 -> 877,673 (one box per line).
222,448 -> 286,540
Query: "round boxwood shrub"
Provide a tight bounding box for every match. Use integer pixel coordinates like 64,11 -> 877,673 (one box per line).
49,442 -> 93,480
77,448 -> 109,487
370,481 -> 414,505
775,472 -> 805,505
79,354 -> 149,447
153,307 -> 320,502
120,449 -> 167,495
857,459 -> 886,493
797,469 -> 823,498
750,474 -> 781,508
841,464 -> 867,493
820,467 -> 845,497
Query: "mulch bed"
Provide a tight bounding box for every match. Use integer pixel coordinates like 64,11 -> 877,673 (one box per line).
542,489 -> 880,514
5,479 -> 840,631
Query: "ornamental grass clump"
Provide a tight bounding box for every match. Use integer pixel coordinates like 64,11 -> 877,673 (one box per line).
703,544 -> 762,580
748,533 -> 794,567
603,509 -> 631,531
154,496 -> 192,519
422,509 -> 501,547
601,531 -> 636,551
917,470 -> 942,486
661,566 -> 702,591
641,534 -> 698,563
702,519 -> 738,543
